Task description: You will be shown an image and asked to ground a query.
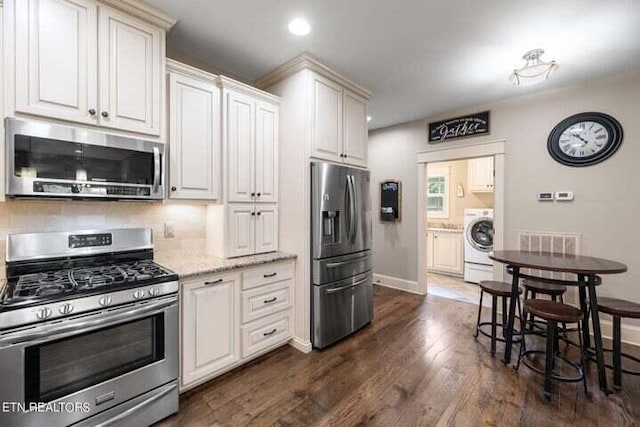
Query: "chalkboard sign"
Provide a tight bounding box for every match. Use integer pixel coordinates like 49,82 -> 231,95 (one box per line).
380,180 -> 401,222
428,110 -> 490,143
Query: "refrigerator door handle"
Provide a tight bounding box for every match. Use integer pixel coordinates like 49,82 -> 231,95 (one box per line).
325,253 -> 370,268
348,175 -> 356,242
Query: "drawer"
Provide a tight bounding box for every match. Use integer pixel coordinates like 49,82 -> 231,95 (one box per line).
241,311 -> 292,358
242,261 -> 294,290
241,279 -> 292,323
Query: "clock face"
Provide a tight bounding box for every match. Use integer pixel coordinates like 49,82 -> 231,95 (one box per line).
548,113 -> 623,166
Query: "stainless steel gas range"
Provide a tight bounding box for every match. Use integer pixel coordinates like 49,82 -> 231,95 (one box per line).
0,228 -> 179,427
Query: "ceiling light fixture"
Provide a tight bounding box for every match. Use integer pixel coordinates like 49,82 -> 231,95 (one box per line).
509,49 -> 558,86
367,116 -> 372,122
288,18 -> 311,36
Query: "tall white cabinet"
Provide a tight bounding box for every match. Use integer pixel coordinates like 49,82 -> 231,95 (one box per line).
10,0 -> 171,137
255,53 -> 372,351
167,60 -> 221,200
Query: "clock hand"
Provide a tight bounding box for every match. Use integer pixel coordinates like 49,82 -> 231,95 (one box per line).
570,133 -> 588,144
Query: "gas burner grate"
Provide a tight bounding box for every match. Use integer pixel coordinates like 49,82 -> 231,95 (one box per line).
13,271 -> 74,299
72,266 -> 127,290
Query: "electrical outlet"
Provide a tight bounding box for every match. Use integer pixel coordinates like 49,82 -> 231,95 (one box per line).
164,222 -> 175,239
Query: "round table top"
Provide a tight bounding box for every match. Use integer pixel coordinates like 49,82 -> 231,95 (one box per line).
490,250 -> 628,275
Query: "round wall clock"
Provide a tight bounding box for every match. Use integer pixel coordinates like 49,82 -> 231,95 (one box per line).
547,112 -> 623,167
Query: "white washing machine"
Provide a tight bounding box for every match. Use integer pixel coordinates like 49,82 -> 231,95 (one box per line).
464,208 -> 494,283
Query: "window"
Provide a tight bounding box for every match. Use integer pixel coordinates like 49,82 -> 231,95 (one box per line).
426,167 -> 449,218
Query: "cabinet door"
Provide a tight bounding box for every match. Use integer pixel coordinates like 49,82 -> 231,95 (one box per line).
255,204 -> 278,254
169,73 -> 220,200
426,232 -> 434,269
255,101 -> 278,203
226,90 -> 256,202
432,232 -> 463,274
311,73 -> 343,163
98,6 -> 162,135
227,204 -> 256,257
181,273 -> 239,388
15,0 -> 98,124
468,157 -> 494,192
343,90 -> 367,167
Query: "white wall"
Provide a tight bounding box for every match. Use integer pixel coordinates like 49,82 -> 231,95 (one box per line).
369,72 -> 640,310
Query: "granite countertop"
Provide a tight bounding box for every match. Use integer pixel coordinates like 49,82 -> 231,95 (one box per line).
156,251 -> 297,279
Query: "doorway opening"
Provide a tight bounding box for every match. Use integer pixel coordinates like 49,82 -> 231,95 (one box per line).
416,140 -> 506,303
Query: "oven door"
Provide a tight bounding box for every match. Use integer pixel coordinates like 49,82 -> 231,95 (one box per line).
0,295 -> 178,427
5,118 -> 164,200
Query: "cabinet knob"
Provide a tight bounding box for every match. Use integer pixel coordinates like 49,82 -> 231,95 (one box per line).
88,108 -> 96,115
251,212 -> 256,216
257,193 -> 261,197
257,211 -> 262,216
251,192 -> 256,197
101,111 -> 109,118
171,186 -> 177,191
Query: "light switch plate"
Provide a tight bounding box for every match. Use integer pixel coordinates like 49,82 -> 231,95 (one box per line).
556,191 -> 574,201
164,222 -> 175,238
537,192 -> 554,201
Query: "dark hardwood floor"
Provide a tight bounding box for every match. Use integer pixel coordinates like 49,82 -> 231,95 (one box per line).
156,285 -> 640,426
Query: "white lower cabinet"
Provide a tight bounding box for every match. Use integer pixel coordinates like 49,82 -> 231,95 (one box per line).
426,230 -> 464,276
181,272 -> 240,389
180,260 -> 294,391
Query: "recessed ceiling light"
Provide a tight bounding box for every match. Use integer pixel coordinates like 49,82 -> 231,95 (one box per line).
288,18 -> 311,36
367,116 -> 372,122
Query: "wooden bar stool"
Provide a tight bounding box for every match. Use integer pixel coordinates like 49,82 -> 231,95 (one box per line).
596,297 -> 640,390
474,281 -> 522,356
516,299 -> 589,399
522,279 -> 568,333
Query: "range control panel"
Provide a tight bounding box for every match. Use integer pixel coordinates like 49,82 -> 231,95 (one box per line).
69,233 -> 113,249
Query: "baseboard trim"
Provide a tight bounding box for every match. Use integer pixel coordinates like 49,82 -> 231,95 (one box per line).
373,273 -> 424,295
288,336 -> 312,354
597,319 -> 640,348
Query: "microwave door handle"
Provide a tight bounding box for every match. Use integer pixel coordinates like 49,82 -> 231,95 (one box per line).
153,146 -> 160,194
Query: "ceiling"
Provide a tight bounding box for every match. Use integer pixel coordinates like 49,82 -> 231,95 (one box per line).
148,0 -> 640,130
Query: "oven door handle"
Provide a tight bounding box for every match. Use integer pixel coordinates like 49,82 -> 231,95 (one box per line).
153,146 -> 161,194
0,296 -> 177,347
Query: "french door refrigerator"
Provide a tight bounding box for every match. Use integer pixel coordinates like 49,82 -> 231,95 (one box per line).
311,162 -> 373,349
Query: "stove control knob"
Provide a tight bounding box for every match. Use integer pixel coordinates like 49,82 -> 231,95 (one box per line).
36,307 -> 52,320
99,296 -> 113,307
148,287 -> 160,297
59,303 -> 74,315
133,290 -> 145,300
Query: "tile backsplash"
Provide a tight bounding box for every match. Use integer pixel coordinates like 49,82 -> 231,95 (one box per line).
0,200 -> 209,279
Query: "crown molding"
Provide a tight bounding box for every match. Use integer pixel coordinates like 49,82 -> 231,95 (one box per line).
166,58 -> 219,84
99,0 -> 177,31
255,52 -> 373,100
219,75 -> 280,105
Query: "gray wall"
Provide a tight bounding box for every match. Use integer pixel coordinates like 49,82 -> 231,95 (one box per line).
369,71 -> 640,306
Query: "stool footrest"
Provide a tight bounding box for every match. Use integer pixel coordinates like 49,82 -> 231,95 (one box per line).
520,350 -> 585,383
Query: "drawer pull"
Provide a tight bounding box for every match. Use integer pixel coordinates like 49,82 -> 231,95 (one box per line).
263,272 -> 277,278
204,279 -> 224,286
263,297 -> 278,304
263,328 -> 277,337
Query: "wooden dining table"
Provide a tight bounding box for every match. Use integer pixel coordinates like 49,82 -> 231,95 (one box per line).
489,250 -> 628,394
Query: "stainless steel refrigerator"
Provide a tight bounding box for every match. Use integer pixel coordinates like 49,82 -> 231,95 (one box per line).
311,162 -> 373,349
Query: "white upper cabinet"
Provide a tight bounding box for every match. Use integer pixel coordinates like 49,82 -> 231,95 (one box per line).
226,90 -> 256,203
309,72 -> 369,168
343,90 -> 368,167
468,157 -> 494,193
311,74 -> 343,163
13,0 -> 169,136
255,204 -> 278,254
98,6 -> 162,135
168,70 -> 220,200
223,81 -> 279,204
255,102 -> 278,203
227,204 -> 256,258
15,0 -> 98,124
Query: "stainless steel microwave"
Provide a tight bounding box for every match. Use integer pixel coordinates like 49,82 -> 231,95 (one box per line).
5,118 -> 165,200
